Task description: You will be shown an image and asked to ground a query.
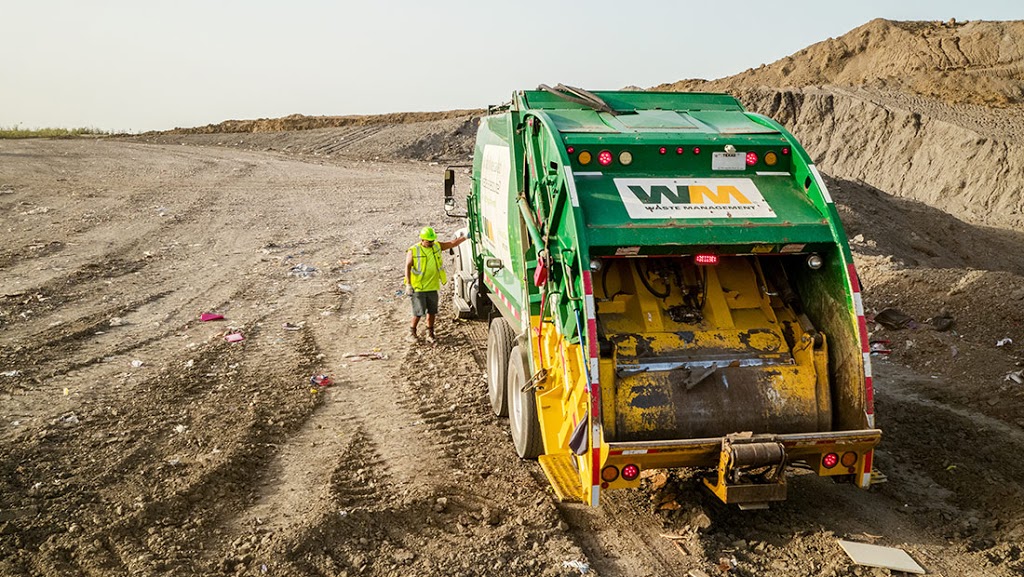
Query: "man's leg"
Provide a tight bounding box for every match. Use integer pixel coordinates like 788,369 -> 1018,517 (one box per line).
425,291 -> 439,342
409,293 -> 424,342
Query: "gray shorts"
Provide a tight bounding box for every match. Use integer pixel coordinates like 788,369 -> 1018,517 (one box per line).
411,290 -> 439,317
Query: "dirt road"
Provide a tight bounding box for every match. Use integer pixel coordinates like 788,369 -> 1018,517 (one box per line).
1,139 -> 1022,576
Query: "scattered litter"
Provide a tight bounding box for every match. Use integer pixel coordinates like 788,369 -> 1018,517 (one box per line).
926,312 -> 954,332
63,387 -> 69,396
1006,370 -> 1024,385
873,308 -> 917,330
60,413 -> 80,426
173,424 -> 187,434
225,333 -> 245,343
997,338 -> 1013,347
562,560 -> 590,575
1,370 -> 21,377
343,351 -> 388,361
131,359 -> 144,368
108,316 -> 127,327
20,206 -> 51,215
200,312 -> 224,322
950,345 -> 959,358
282,322 -> 304,331
288,264 -> 318,278
717,556 -> 738,571
869,340 -> 891,355
837,540 -> 924,574
184,360 -> 195,369
337,283 -> 354,294
310,374 -> 333,388
0,184 -> 14,194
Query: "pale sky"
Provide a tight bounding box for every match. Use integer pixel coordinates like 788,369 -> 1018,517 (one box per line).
1,0 -> 1020,132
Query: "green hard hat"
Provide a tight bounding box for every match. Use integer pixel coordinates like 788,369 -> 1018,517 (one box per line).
419,227 -> 437,241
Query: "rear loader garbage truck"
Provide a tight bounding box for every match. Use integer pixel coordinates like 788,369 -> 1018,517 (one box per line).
443,85 -> 881,509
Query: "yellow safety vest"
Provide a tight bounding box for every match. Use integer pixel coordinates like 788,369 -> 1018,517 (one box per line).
408,242 -> 447,291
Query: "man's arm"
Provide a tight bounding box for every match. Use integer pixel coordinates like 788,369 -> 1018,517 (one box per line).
405,250 -> 414,286
438,235 -> 468,251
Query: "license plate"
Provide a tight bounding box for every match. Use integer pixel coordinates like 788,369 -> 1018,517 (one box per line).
712,152 -> 746,171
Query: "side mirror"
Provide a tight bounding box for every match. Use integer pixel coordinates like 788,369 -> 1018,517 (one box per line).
444,169 -> 455,199
484,258 -> 504,271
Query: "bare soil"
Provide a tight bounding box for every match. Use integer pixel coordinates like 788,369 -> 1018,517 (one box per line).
3,17 -> 1024,577
1,134 -> 1023,577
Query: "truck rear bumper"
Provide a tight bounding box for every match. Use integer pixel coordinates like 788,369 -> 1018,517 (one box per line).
606,428 -> 881,470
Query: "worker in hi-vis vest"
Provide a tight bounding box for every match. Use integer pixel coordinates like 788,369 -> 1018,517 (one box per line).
405,226 -> 467,343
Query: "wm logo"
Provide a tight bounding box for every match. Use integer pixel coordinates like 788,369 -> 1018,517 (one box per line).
627,184 -> 752,205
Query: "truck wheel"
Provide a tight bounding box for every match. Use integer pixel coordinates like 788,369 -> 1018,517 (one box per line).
487,318 -> 515,416
507,345 -> 543,459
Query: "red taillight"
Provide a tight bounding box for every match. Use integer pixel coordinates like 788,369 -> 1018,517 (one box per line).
823,453 -> 839,469
782,147 -> 790,155
598,150 -> 613,166
692,146 -> 701,155
659,146 -> 667,155
567,146 -> 575,154
746,152 -> 759,166
694,254 -> 719,265
676,147 -> 684,155
621,464 -> 640,481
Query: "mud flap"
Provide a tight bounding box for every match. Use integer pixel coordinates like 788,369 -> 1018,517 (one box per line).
703,434 -> 787,509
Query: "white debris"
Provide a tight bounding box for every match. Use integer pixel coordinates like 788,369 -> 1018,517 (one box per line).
1,370 -> 21,377
996,338 -> 1013,347
131,359 -> 144,368
174,424 -> 187,434
562,560 -> 590,574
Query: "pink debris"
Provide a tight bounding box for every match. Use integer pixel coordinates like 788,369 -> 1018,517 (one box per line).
225,333 -> 244,343
201,313 -> 225,322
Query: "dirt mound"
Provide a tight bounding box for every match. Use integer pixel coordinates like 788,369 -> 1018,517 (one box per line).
650,20 -> 1024,230
136,116 -> 480,163
655,18 -> 1024,108
161,109 -> 485,136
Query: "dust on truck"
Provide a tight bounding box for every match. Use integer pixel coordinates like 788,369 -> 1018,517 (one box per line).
444,85 -> 881,508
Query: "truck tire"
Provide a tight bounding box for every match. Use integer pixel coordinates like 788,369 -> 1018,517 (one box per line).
487,318 -> 515,417
507,345 -> 543,459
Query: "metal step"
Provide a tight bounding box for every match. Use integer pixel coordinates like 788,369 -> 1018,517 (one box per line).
538,453 -> 583,503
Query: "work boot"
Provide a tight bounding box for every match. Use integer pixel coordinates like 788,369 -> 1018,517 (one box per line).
406,329 -> 419,344
426,330 -> 437,345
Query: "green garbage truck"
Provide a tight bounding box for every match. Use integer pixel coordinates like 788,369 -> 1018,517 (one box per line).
443,85 -> 880,508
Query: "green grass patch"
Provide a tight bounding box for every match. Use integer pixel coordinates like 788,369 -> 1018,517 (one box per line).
0,126 -> 111,139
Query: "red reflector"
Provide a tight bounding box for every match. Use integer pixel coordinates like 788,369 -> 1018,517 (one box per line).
694,254 -> 718,265
782,147 -> 790,155
567,146 -> 575,154
598,150 -> 613,166
676,147 -> 684,155
692,146 -> 701,155
658,147 -> 667,155
621,464 -> 640,481
745,152 -> 758,166
823,452 -> 839,469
